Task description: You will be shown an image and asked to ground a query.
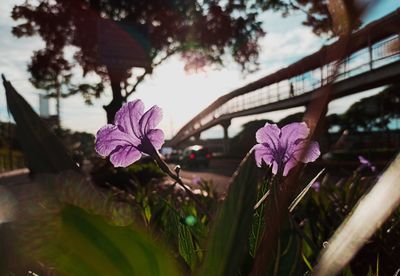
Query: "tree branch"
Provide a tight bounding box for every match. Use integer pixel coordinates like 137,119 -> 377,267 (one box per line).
286,0 -> 320,21
123,70 -> 149,99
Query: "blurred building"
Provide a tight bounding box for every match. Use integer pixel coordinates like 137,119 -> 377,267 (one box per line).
39,94 -> 60,129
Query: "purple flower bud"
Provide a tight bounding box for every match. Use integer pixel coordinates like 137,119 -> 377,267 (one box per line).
192,175 -> 202,185
358,155 -> 376,172
311,181 -> 321,192
254,122 -> 320,176
95,99 -> 165,167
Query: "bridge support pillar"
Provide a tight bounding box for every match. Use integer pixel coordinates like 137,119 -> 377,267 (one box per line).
193,132 -> 201,141
221,120 -> 231,155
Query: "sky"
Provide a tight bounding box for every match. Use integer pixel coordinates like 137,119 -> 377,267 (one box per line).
0,0 -> 399,140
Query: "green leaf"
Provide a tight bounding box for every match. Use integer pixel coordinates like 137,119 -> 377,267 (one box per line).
249,178 -> 269,257
178,223 -> 197,270
2,74 -> 77,173
342,266 -> 354,276
199,151 -> 260,276
265,217 -> 303,276
144,204 -> 152,224
302,253 -> 313,272
35,205 -> 181,276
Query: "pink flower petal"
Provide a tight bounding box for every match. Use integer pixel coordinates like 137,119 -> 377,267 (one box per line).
283,158 -> 299,176
95,100 -> 165,167
291,140 -> 320,163
254,121 -> 320,176
114,100 -> 144,140
255,123 -> 280,151
254,144 -> 275,167
300,141 -> 320,163
95,125 -> 135,157
281,122 -> 310,149
109,145 -> 142,167
271,160 -> 279,175
146,129 -> 165,150
282,140 -> 320,175
139,105 -> 163,135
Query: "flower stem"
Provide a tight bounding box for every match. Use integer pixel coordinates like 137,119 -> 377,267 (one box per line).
150,149 -> 211,218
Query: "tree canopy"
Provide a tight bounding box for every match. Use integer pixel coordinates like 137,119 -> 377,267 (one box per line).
341,83 -> 400,132
12,0 -> 268,121
11,0 -> 360,122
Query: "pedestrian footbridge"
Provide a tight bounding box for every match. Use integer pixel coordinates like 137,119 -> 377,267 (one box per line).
168,9 -> 400,148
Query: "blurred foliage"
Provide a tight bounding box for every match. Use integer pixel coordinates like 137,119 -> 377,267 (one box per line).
16,203 -> 181,275
200,152 -> 259,276
3,167 -> 218,274
255,0 -> 364,37
0,122 -> 20,150
341,82 -> 400,132
276,112 -> 304,127
126,160 -> 165,183
0,122 -> 25,170
54,127 -> 96,162
323,148 -> 397,167
294,168 -> 400,275
0,148 -> 25,171
6,150 -> 399,275
242,160 -> 400,275
88,157 -> 220,272
90,158 -> 165,192
249,177 -> 269,258
229,119 -> 273,157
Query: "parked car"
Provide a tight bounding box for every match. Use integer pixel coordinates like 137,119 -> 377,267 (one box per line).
180,145 -> 211,168
166,149 -> 182,163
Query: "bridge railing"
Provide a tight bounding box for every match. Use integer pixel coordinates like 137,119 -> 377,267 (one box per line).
170,9 -> 400,146
209,35 -> 399,122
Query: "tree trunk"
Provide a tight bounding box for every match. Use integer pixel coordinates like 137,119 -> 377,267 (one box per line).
104,67 -> 124,123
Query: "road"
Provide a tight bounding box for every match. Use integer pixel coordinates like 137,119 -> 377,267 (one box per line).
0,158 -> 241,207
167,158 -> 241,195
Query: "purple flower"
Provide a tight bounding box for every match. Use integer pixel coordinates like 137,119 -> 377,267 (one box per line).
95,99 -> 164,167
358,155 -> 376,172
192,175 -> 202,185
311,181 -> 321,192
254,122 -> 320,176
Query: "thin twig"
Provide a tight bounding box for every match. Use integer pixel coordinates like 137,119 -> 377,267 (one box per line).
287,0 -> 320,22
288,168 -> 325,212
151,149 -> 211,218
124,70 -> 149,99
253,190 -> 270,210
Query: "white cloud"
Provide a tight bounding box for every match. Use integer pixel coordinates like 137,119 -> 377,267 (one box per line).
259,27 -> 323,64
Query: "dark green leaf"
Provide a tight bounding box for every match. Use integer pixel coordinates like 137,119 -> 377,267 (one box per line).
2,74 -> 77,173
36,205 -> 181,276
199,151 -> 260,276
265,217 -> 303,276
249,178 -> 269,257
178,223 -> 197,270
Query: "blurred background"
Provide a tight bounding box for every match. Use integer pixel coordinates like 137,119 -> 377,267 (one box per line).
1,0 -> 399,184
1,1 -> 400,274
